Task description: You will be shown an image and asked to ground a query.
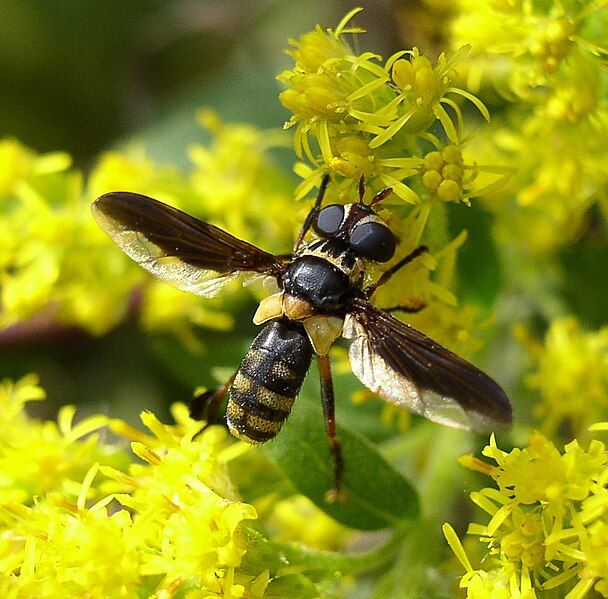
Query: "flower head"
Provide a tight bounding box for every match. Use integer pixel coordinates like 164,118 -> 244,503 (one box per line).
0,383 -> 332,597
446,430 -> 608,597
279,9 -> 497,206
448,0 -> 608,254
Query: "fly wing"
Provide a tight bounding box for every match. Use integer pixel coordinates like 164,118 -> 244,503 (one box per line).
343,298 -> 512,433
92,192 -> 286,297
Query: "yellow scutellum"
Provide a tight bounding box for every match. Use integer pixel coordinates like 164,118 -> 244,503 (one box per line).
445,430 -> 608,597
449,1 -> 608,252
516,317 -> 608,442
0,380 -> 329,597
278,8 -> 501,205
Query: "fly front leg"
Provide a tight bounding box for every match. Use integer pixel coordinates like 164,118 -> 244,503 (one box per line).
293,173 -> 330,254
317,353 -> 346,503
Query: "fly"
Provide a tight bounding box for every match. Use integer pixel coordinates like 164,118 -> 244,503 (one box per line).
92,176 -> 512,500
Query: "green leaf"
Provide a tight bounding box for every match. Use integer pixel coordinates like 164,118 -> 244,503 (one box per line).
264,397 -> 420,531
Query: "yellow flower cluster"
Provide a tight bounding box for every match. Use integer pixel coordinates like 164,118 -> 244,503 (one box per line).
0,374 -> 120,505
452,1 -> 606,96
450,0 -> 608,253
0,375 -> 336,597
517,317 -> 608,442
445,429 -> 608,597
278,8 -> 504,206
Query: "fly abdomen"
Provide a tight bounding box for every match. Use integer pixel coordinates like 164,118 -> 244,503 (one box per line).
227,320 -> 313,444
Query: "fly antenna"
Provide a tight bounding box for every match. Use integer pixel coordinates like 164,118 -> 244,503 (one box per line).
358,176 -> 392,206
370,187 -> 393,206
358,175 -> 366,204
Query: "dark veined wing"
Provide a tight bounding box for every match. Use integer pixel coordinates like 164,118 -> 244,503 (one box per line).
343,298 -> 512,433
92,192 -> 287,297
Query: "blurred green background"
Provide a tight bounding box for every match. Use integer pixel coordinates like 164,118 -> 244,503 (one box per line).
1,0 -> 408,166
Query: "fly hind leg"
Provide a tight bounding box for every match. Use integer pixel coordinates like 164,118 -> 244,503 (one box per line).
317,354 -> 346,503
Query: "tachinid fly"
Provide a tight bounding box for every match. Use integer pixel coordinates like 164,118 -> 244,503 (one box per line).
92,176 -> 512,499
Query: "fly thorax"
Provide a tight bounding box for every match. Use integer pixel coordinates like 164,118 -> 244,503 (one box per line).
282,239 -> 360,314
302,238 -> 362,283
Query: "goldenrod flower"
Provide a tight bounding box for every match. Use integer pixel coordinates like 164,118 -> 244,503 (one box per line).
451,0 -> 607,97
0,380 -> 334,597
0,374 -> 113,505
263,495 -> 351,551
279,8 -> 498,205
188,109 -> 297,253
445,430 -> 608,597
0,111 -> 298,343
446,1 -> 608,253
0,138 -> 70,197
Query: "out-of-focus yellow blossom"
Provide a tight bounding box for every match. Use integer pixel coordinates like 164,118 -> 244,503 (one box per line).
0,383 -> 334,597
445,430 -> 608,597
0,111 -> 299,342
516,317 -> 608,442
451,1 -> 608,98
188,110 -> 297,254
483,107 -> 608,253
140,282 -> 235,353
447,1 -> 608,253
0,138 -> 71,196
0,142 -> 159,336
87,146 -> 191,204
262,495 -> 352,551
278,8 -> 498,205
0,140 -> 139,335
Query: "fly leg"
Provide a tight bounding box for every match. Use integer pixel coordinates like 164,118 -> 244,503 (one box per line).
292,173 -> 330,253
317,353 -> 346,502
190,372 -> 236,437
383,301 -> 427,314
364,244 -> 429,298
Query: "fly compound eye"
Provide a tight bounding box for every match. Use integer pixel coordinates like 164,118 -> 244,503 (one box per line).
313,204 -> 344,237
349,221 -> 396,262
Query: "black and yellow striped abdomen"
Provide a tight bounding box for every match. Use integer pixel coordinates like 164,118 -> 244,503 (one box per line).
227,320 -> 313,444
